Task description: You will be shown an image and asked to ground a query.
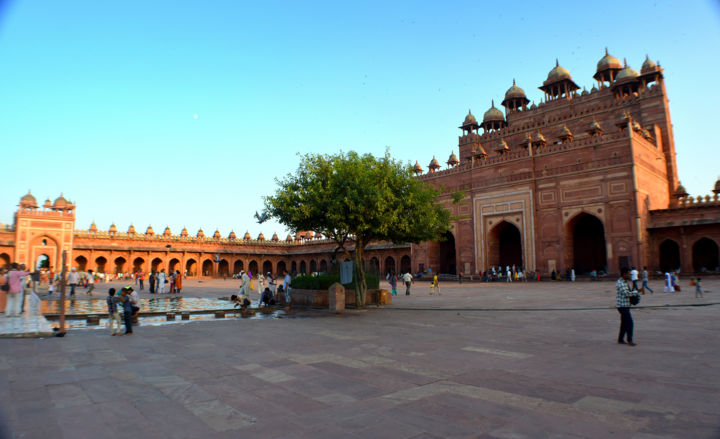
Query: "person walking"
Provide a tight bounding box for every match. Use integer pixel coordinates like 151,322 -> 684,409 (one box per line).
119,287 -> 134,335
430,273 -> 440,295
283,270 -> 292,305
138,271 -> 144,291
641,267 -> 654,294
86,270 -> 95,295
695,277 -> 703,298
403,272 -> 412,295
148,271 -> 156,294
616,267 -> 639,346
106,288 -> 122,336
129,287 -> 140,322
570,268 -> 576,282
630,267 -> 639,292
663,272 -> 672,293
68,267 -> 80,297
388,272 -> 397,296
5,263 -> 29,317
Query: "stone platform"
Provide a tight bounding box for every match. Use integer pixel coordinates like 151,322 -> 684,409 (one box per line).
0,279 -> 718,438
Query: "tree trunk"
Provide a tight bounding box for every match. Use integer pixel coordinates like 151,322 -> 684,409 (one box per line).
353,242 -> 367,307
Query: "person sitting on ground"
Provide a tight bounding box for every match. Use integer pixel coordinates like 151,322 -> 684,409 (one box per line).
230,293 -> 251,309
259,287 -> 275,307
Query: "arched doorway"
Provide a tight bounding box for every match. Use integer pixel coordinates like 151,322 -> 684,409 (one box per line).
233,260 -> 244,275
186,259 -> 197,277
291,261 -> 297,274
114,257 -> 126,274
488,221 -> 522,269
248,260 -> 258,275
659,240 -> 681,273
202,259 -> 214,276
218,259 -> 229,277
0,253 -> 10,268
151,258 -> 163,272
74,256 -> 87,271
400,255 -> 411,274
36,254 -> 50,270
368,257 -> 379,275
309,259 -> 317,273
95,256 -> 107,273
299,260 -> 307,274
427,231 -> 457,274
384,256 -> 396,275
277,261 -> 287,274
263,260 -> 273,275
692,238 -> 719,272
319,259 -> 328,272
566,213 -> 606,274
169,258 -> 180,273
133,257 -> 145,273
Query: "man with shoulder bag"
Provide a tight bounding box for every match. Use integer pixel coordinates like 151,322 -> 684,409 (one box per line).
616,267 -> 640,346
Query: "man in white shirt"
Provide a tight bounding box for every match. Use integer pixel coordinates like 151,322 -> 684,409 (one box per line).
86,270 -> 95,295
630,267 -> 639,291
403,272 -> 412,295
283,271 -> 292,304
67,267 -> 80,297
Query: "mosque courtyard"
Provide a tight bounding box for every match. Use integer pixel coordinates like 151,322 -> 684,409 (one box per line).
0,278 -> 718,438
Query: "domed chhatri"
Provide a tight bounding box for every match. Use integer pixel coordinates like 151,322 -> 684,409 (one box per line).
109,223 -> 117,233
462,110 -> 477,126
128,224 -> 136,234
413,161 -> 423,175
20,191 -> 38,209
615,59 -> 640,82
163,226 -> 172,236
481,100 -> 507,132
611,59 -> 641,98
559,124 -> 574,142
713,178 -> 720,195
285,234 -> 293,242
495,139 -> 510,154
428,156 -> 440,172
540,60 -> 579,101
594,48 -> 622,84
587,119 -> 603,136
258,233 -> 265,241
243,231 -> 252,240
228,230 -> 237,239
447,151 -> 459,167
641,55 -> 657,74
53,194 -> 69,208
674,183 -> 688,199
213,229 -> 221,239
181,227 -> 189,237
146,225 -> 154,236
271,232 -> 279,242
501,79 -> 529,113
197,228 -> 205,238
89,221 -> 98,232
43,198 -> 52,209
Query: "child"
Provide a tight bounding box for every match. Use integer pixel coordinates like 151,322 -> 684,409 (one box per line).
106,288 -> 122,335
429,274 -> 440,296
695,277 -> 703,298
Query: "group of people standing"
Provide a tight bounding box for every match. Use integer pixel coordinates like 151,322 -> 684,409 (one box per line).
106,286 -> 139,336
236,270 -> 292,307
146,269 -> 182,294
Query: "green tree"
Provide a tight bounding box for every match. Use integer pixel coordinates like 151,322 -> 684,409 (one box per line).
262,150 -> 451,307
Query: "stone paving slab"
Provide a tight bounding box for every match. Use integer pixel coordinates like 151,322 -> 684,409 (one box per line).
0,296 -> 54,338
0,279 -> 719,438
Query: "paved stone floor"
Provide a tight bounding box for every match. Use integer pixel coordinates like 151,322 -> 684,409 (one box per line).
1,278 -> 718,438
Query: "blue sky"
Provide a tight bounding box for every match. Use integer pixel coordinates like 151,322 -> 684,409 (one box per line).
1,0 -> 719,237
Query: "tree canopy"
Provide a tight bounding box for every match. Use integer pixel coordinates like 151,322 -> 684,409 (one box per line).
263,150 -> 451,306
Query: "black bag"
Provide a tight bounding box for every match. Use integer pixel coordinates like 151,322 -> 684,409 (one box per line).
1,283 -> 8,292
629,295 -> 640,306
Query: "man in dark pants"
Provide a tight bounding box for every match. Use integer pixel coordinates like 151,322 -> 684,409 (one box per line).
120,287 -> 134,335
616,267 -> 639,346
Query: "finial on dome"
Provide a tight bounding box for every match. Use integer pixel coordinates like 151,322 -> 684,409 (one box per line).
605,47 -> 609,55
512,78 -> 516,85
555,58 -> 559,67
623,57 -> 627,67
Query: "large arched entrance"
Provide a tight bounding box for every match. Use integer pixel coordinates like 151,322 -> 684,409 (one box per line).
151,257 -> 163,272
384,256 -> 396,275
263,260 -> 273,275
186,259 -> 197,277
233,260 -> 243,275
659,240 -> 681,273
218,259 -> 229,277
202,259 -> 214,276
114,257 -> 126,274
169,258 -> 180,274
566,213 -> 606,274
692,238 -> 719,272
400,255 -> 411,274
133,257 -> 145,273
36,254 -> 50,270
74,256 -> 87,271
0,253 -> 10,268
95,256 -> 107,273
488,221 -> 522,269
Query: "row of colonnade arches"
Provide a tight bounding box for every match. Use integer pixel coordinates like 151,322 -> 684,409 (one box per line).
658,237 -> 719,273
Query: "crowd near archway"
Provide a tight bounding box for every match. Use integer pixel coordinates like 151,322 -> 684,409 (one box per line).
151,258 -> 163,272
36,254 -> 50,270
488,222 -> 521,269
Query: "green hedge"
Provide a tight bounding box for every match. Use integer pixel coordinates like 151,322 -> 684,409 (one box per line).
290,272 -> 379,290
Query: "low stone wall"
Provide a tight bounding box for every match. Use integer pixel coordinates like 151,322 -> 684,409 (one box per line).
290,288 -> 391,308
